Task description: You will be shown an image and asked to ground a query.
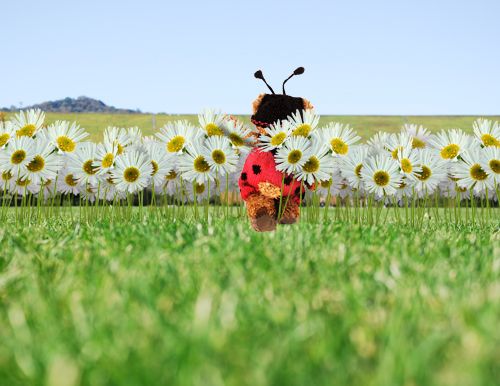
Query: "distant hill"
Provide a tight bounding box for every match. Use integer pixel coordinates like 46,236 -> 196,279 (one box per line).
1,96 -> 141,113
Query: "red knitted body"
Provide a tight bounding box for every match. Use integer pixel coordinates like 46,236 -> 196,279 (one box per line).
238,148 -> 302,203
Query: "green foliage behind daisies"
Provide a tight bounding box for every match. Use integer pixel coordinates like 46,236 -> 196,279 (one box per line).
0,218 -> 499,386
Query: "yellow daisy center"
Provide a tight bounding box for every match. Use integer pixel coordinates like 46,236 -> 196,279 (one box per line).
16,124 -> 36,137
16,178 -> 31,187
270,132 -> 286,146
166,170 -> 177,180
303,156 -> 320,173
417,165 -> 432,181
373,170 -> 390,187
27,155 -> 45,172
320,179 -> 332,188
229,133 -> 245,147
0,133 -> 10,147
65,174 -> 78,187
212,150 -> 226,165
11,149 -> 26,165
440,144 -> 459,159
355,164 -> 363,178
151,160 -> 159,175
412,137 -> 426,149
167,136 -> 185,153
330,138 -> 348,155
469,164 -> 487,181
401,158 -> 413,173
287,149 -> 303,164
83,160 -> 97,175
56,135 -> 76,152
2,171 -> 12,181
123,167 -> 140,183
102,153 -> 114,168
391,146 -> 403,160
193,156 -> 210,172
194,183 -> 206,194
292,124 -> 312,137
116,143 -> 124,155
481,133 -> 499,147
205,123 -> 223,136
489,159 -> 500,174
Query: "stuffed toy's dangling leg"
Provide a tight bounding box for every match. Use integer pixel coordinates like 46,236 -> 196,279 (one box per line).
278,198 -> 300,224
245,193 -> 277,232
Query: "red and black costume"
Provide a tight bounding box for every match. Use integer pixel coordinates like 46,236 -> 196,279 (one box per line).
240,68 -> 313,232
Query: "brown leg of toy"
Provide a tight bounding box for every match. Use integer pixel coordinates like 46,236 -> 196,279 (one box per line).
278,198 -> 300,225
245,193 -> 277,232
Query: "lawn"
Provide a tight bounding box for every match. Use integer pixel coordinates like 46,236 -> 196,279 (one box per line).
0,212 -> 498,386
3,112 -> 500,141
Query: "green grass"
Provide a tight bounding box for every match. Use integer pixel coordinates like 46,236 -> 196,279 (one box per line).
0,213 -> 499,386
3,112 -> 500,141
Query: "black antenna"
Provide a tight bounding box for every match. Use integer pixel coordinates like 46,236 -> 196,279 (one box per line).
282,67 -> 305,95
254,70 -> 275,94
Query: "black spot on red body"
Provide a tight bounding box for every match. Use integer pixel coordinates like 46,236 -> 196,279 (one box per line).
294,187 -> 301,195
252,165 -> 261,175
284,175 -> 293,186
241,172 -> 247,181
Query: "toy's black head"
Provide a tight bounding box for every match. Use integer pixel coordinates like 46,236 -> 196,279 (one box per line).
251,67 -> 313,132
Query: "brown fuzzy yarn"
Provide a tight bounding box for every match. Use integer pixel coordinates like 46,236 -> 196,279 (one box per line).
258,182 -> 281,199
279,199 -> 300,224
245,193 -> 277,219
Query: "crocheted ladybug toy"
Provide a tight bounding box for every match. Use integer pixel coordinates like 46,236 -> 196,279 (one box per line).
239,67 -> 314,232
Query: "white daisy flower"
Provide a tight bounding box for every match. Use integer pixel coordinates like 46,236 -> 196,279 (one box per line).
315,170 -> 343,198
396,145 -> 422,180
97,173 -> 126,201
24,138 -> 62,185
202,136 -> 238,176
0,120 -> 14,148
402,123 -> 431,149
258,120 -> 292,152
198,109 -> 225,136
223,119 -> 253,149
112,150 -> 153,193
361,155 -> 402,197
394,177 -> 415,201
47,121 -> 89,153
156,120 -> 198,154
80,184 -> 97,203
0,136 -> 36,176
0,170 -> 14,191
66,142 -> 99,186
288,109 -> 320,137
413,149 -> 448,194
473,118 -> 500,148
296,140 -> 336,185
10,176 -> 38,196
452,149 -> 494,195
145,142 -> 174,187
320,122 -> 360,156
185,181 -> 215,203
163,168 -> 182,196
127,126 -> 143,143
480,146 -> 499,185
11,109 -> 45,138
429,129 -> 475,162
339,145 -> 370,190
275,136 -> 312,174
386,132 -> 412,160
367,131 -> 391,156
58,168 -> 80,195
93,141 -> 119,175
103,127 -> 131,155
177,143 -> 216,184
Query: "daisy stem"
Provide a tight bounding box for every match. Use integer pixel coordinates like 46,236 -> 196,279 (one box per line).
277,174 -> 286,223
323,184 -> 332,223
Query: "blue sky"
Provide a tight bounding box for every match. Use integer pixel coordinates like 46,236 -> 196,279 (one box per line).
1,0 -> 499,114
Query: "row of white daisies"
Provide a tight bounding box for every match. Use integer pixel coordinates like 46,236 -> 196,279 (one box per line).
0,109 -> 499,203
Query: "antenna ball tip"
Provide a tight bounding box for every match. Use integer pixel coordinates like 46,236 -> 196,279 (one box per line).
294,67 -> 305,75
254,70 -> 264,79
